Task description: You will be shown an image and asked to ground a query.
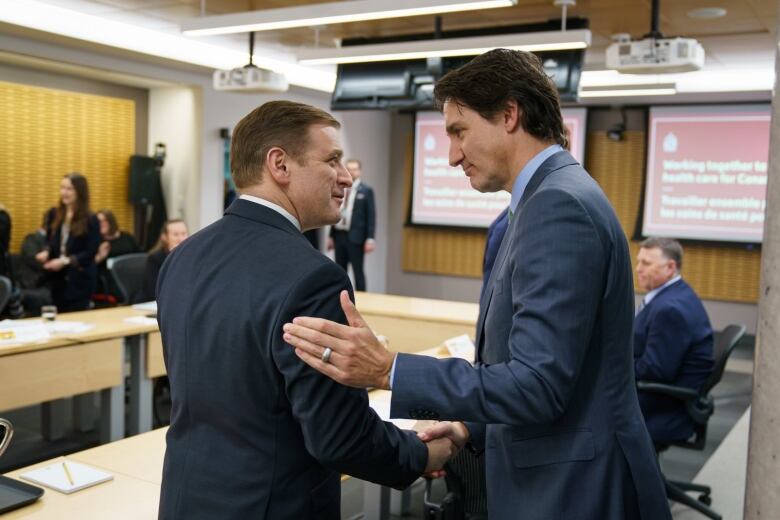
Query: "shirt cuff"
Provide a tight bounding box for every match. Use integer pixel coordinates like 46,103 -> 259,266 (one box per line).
389,353 -> 398,390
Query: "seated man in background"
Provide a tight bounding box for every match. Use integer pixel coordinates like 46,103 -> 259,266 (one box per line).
634,237 -> 715,446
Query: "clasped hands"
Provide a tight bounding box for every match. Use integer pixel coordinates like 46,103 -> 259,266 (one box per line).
282,290 -> 471,477
419,421 -> 471,478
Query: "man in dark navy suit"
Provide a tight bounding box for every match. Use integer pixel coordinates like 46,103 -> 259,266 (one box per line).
328,159 -> 375,291
156,101 -> 454,520
482,207 -> 509,294
284,50 -> 671,520
634,237 -> 715,445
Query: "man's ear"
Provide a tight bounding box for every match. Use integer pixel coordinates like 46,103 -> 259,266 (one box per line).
503,100 -> 522,133
266,147 -> 291,186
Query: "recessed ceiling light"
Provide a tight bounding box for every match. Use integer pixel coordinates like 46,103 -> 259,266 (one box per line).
687,7 -> 727,19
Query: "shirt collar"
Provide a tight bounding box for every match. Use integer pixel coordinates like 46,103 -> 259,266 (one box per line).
239,194 -> 301,232
509,144 -> 563,213
644,274 -> 682,306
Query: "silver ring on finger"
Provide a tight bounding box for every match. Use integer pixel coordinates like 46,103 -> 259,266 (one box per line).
321,347 -> 333,364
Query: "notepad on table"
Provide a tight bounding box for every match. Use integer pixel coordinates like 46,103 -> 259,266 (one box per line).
19,461 -> 113,494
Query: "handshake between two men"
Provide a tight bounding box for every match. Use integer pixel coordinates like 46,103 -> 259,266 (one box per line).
283,290 -> 472,478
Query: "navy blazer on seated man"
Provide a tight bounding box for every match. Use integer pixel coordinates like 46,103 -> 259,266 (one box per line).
157,200 -> 427,519
634,277 -> 715,444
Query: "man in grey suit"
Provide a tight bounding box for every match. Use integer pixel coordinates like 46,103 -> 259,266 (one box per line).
157,101 -> 454,519
283,50 -> 671,519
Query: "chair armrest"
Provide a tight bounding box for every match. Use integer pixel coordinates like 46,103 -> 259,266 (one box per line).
636,381 -> 699,403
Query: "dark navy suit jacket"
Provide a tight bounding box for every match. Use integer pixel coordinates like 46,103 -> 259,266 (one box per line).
330,182 -> 375,244
157,199 -> 426,519
634,279 -> 714,444
390,151 -> 671,520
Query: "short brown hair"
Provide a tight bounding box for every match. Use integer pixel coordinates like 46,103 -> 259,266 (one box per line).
230,101 -> 340,189
641,237 -> 683,271
433,48 -> 568,149
346,159 -> 362,168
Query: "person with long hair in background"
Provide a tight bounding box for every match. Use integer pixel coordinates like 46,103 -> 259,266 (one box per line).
140,219 -> 188,302
36,173 -> 100,312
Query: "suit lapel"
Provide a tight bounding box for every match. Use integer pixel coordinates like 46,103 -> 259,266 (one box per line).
475,150 -> 579,361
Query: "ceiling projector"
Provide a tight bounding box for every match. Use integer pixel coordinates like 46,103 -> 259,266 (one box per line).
606,35 -> 705,74
213,65 -> 289,93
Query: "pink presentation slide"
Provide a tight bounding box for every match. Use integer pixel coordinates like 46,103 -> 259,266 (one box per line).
411,108 -> 586,228
643,105 -> 770,243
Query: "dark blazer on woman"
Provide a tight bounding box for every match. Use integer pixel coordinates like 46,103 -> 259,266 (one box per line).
45,208 -> 101,312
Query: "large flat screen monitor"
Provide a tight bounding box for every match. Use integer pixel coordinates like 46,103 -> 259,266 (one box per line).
410,108 -> 587,228
642,105 -> 770,243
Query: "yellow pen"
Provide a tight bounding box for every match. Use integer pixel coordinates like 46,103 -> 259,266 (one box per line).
62,461 -> 75,486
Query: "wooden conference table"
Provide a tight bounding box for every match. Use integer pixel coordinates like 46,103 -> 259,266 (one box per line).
1,292 -> 477,441
2,348 -> 452,519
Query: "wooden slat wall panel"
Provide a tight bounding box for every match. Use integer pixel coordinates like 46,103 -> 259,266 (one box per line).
588,131 -> 761,303
402,128 -> 761,303
401,133 -> 486,278
0,80 -> 135,253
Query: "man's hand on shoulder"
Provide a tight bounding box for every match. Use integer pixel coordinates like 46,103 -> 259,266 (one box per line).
283,290 -> 395,389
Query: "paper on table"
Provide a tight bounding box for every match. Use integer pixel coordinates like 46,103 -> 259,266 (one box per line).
132,301 -> 157,312
44,321 -> 95,334
123,316 -> 158,326
20,460 -> 113,494
444,334 -> 476,362
0,320 -> 50,345
370,398 -> 417,431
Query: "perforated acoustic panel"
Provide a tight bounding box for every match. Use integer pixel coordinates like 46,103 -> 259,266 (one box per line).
0,80 -> 135,253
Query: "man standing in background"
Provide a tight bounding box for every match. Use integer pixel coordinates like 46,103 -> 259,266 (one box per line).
329,159 -> 375,291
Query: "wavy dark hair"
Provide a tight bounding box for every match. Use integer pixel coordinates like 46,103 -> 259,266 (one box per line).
433,48 -> 568,149
51,172 -> 91,236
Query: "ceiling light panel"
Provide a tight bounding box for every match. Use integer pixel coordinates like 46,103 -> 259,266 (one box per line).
298,29 -> 591,65
182,0 -> 517,36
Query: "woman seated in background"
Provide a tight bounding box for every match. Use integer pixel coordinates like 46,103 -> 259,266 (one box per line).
141,219 -> 188,302
36,173 -> 100,312
94,209 -> 140,302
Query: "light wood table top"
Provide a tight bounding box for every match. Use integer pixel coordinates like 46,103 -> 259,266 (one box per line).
68,427 -> 168,485
3,457 -> 160,519
355,292 -> 479,326
54,306 -> 159,342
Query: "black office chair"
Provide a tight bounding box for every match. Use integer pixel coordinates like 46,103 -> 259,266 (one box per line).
0,275 -> 11,314
424,449 -> 488,520
637,323 -> 747,520
108,253 -> 148,304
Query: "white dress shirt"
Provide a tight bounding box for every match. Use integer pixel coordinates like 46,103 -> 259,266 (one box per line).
239,194 -> 301,232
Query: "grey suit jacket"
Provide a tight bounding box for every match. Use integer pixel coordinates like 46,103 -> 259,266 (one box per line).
157,200 -> 427,519
391,151 -> 671,520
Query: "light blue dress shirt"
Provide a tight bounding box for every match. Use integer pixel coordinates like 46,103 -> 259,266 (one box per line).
389,144 -> 564,388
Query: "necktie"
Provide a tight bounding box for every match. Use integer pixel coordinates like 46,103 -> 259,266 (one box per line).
508,209 -> 514,223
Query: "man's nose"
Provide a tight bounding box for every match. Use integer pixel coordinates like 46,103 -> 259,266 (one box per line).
449,144 -> 464,167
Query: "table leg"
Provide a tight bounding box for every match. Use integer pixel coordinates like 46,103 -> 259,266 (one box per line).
363,482 -> 390,520
73,392 -> 97,432
128,334 -> 153,434
41,399 -> 67,441
391,487 -> 412,515
100,384 -> 124,442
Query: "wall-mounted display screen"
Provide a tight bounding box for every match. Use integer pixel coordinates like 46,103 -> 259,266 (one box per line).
410,108 -> 587,228
642,105 -> 770,243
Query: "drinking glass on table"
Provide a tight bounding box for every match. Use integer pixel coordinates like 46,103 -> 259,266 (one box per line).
41,305 -> 57,322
